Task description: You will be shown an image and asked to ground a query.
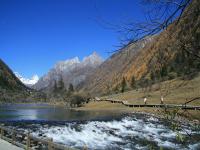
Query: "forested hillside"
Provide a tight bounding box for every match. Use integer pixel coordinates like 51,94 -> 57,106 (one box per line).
80,0 -> 200,96
0,59 -> 31,101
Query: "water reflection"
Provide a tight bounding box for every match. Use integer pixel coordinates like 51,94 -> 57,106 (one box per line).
0,103 -> 125,121
16,109 -> 39,120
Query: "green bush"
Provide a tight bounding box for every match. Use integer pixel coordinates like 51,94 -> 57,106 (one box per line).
168,72 -> 178,80
68,93 -> 90,107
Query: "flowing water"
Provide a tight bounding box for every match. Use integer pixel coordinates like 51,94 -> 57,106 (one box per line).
0,104 -> 200,150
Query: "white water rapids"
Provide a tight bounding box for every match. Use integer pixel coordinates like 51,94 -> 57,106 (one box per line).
24,115 -> 200,150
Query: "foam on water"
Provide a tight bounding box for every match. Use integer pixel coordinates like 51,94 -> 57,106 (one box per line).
17,115 -> 200,150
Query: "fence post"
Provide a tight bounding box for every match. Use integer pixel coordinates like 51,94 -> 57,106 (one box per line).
83,145 -> 88,150
0,127 -> 4,138
48,138 -> 53,150
11,130 -> 16,144
26,132 -> 31,150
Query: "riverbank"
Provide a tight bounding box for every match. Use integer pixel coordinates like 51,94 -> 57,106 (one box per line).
2,112 -> 199,150
0,102 -> 199,150
75,101 -> 200,124
0,139 -> 22,150
75,75 -> 200,122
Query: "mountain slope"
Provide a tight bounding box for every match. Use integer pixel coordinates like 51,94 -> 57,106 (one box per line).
0,59 -> 27,91
0,59 -> 30,101
81,0 -> 200,96
125,0 -> 200,81
79,37 -> 153,95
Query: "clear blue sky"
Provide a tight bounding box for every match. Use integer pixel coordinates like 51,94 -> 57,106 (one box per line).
0,0 -> 145,78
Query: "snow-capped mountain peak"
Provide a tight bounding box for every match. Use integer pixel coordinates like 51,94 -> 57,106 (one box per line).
54,57 -> 80,72
82,52 -> 103,66
34,52 -> 104,90
53,52 -> 103,72
14,72 -> 39,86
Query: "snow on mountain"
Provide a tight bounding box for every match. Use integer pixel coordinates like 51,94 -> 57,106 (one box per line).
55,57 -> 80,72
15,72 -> 39,86
53,52 -> 103,72
82,52 -> 103,67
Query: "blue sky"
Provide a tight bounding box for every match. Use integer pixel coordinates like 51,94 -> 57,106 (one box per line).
0,0 -> 145,78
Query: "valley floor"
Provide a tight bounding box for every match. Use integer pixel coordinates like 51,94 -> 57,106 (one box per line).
77,74 -> 200,121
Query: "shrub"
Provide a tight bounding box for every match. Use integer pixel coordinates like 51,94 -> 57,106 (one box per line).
68,93 -> 90,107
168,72 -> 178,80
121,77 -> 127,93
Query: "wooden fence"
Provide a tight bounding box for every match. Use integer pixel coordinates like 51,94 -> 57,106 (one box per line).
0,125 -> 79,150
96,98 -> 200,110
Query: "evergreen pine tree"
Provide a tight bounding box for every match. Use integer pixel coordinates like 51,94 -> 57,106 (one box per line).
121,77 -> 126,93
58,76 -> 64,90
53,80 -> 58,93
68,83 -> 74,93
131,76 -> 135,89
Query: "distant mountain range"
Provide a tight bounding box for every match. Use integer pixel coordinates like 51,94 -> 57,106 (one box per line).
33,52 -> 103,92
16,0 -> 200,97
1,0 -> 199,101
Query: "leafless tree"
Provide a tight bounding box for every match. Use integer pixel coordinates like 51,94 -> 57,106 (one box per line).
118,0 -> 191,42
96,0 -> 199,106
97,0 -> 200,60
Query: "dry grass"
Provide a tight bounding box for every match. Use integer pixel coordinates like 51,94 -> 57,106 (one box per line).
78,75 -> 200,121
76,101 -> 200,121
102,74 -> 200,106
76,101 -> 133,112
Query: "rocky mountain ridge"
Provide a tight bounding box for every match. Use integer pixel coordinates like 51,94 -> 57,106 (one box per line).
34,52 -> 103,91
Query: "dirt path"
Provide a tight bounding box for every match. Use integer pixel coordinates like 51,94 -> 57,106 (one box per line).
0,139 -> 23,150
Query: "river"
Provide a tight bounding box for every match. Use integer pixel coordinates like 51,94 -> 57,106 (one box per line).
0,103 -> 199,150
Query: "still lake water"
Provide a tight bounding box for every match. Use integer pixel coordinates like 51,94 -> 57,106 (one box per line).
0,103 -> 124,121
0,103 -> 200,150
